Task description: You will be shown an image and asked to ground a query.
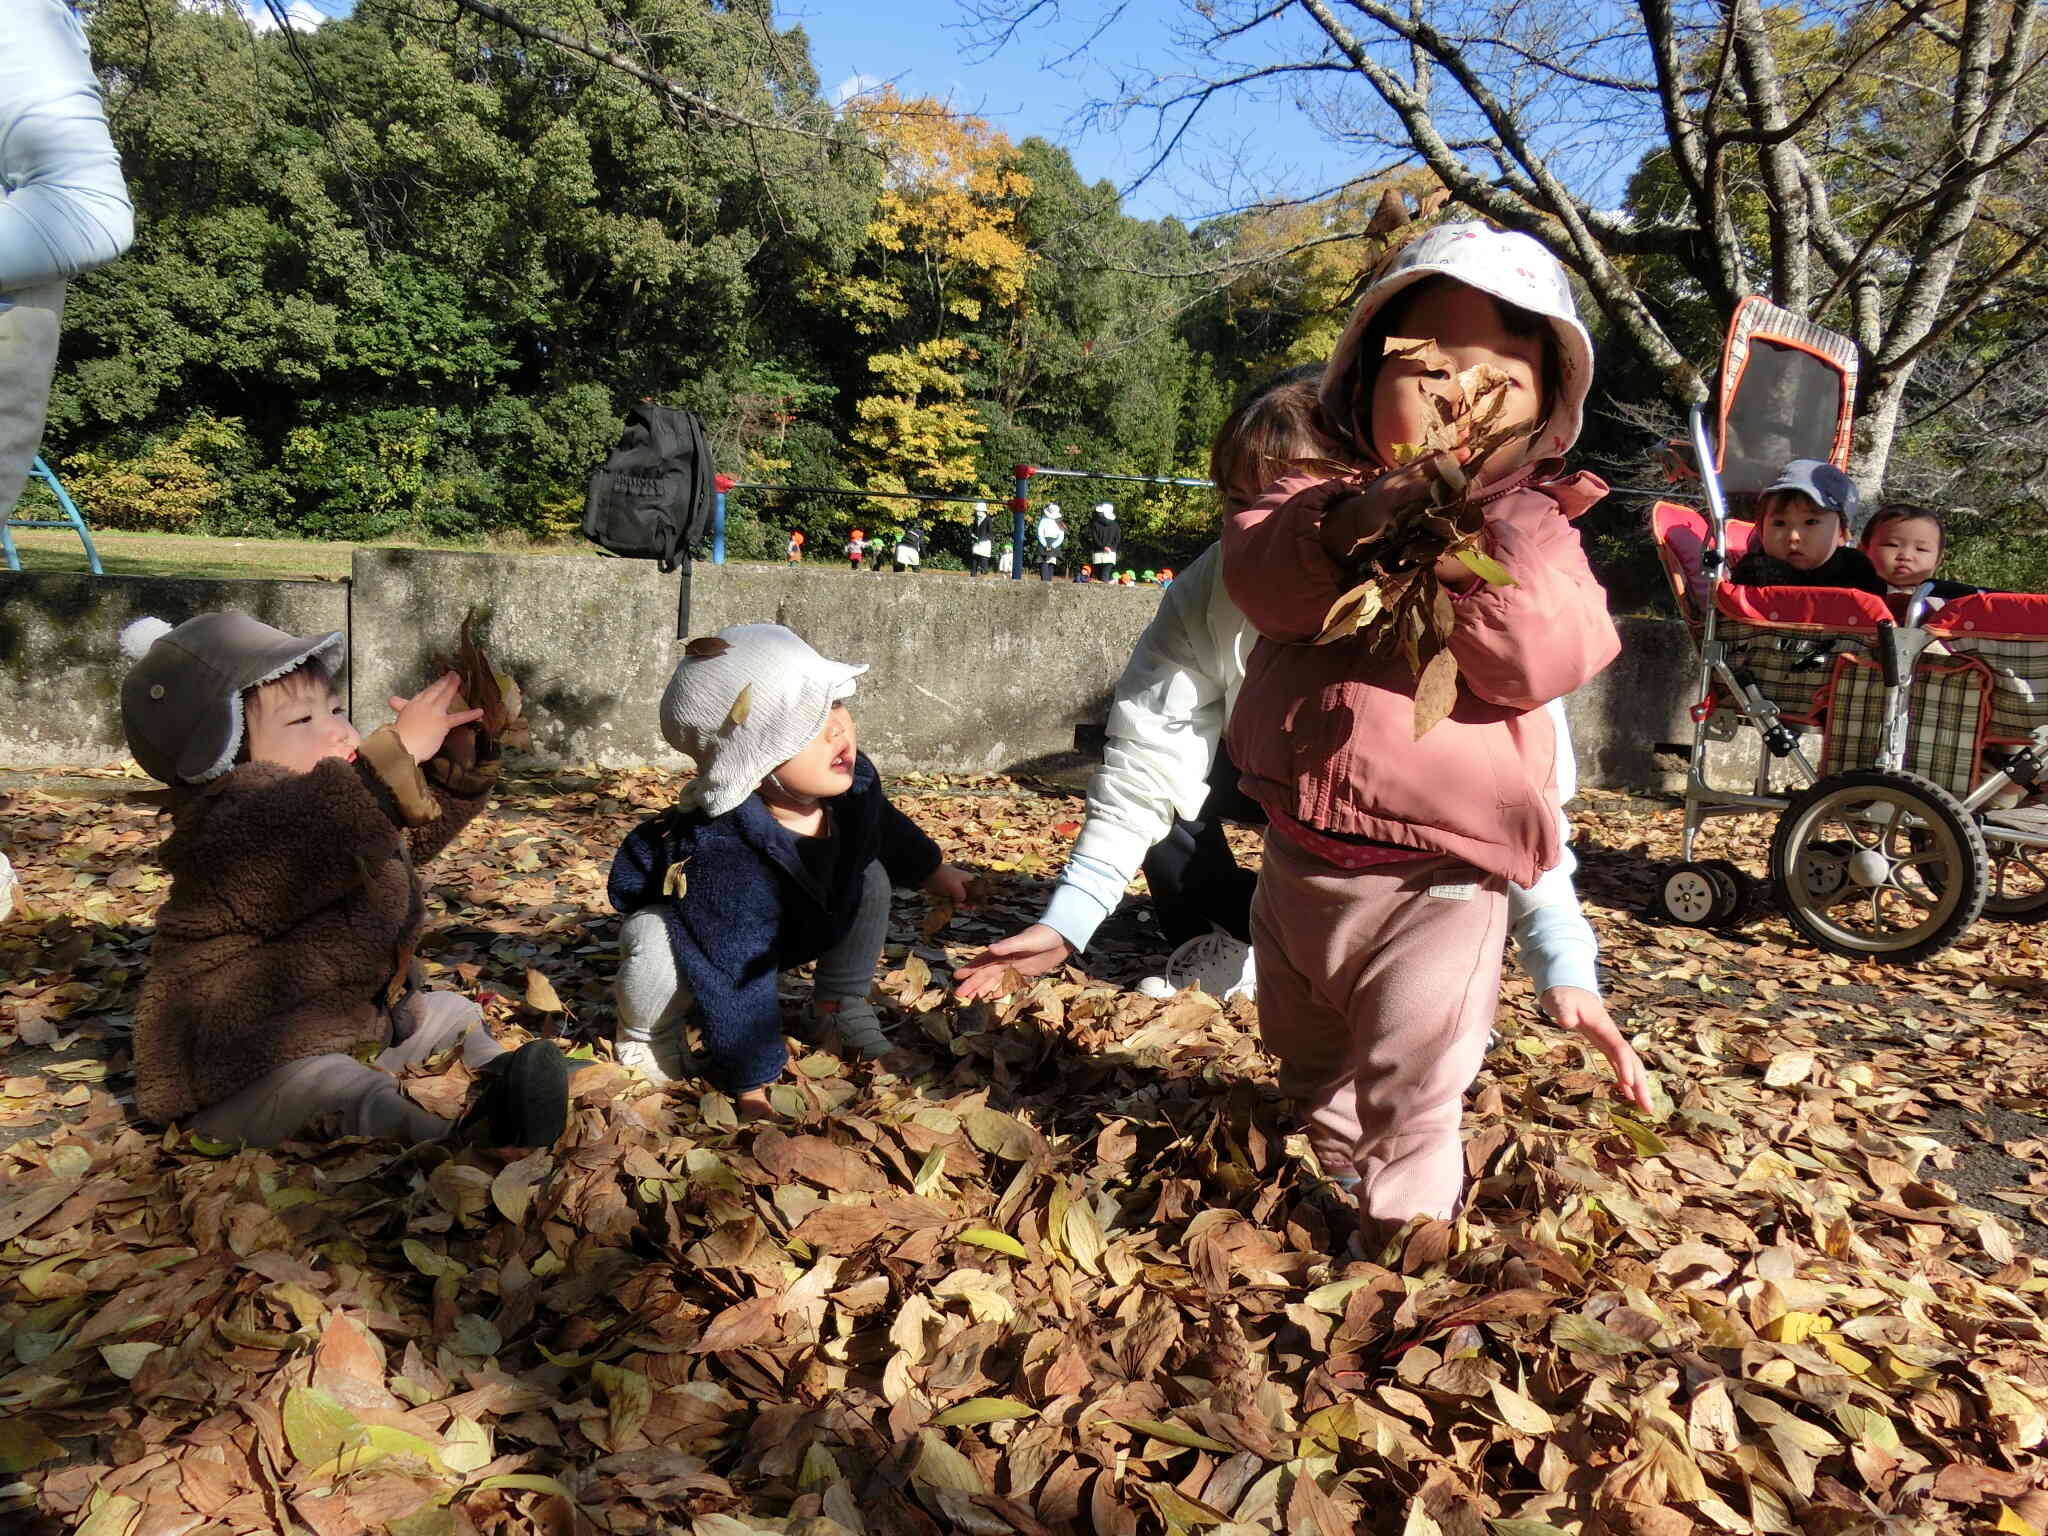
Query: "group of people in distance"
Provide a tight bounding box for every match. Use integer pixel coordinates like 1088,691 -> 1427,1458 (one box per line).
1730,457 -> 1983,608
130,221 -> 1817,1255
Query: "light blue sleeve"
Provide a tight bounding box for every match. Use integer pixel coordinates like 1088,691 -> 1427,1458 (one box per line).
0,2 -> 135,295
1505,837 -> 1601,997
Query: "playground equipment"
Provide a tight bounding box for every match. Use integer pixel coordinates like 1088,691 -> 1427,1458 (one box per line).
2,456 -> 103,574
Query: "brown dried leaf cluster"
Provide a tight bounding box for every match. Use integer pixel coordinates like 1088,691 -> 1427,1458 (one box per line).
1318,338 -> 1529,738
3,771 -> 2048,1535
433,610 -> 530,754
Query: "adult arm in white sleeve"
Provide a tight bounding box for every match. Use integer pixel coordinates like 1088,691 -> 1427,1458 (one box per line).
1040,548 -> 1232,952
0,2 -> 135,294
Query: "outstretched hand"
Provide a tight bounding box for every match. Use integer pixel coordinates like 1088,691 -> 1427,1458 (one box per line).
390,672 -> 484,766
953,923 -> 1073,1000
1540,985 -> 1653,1112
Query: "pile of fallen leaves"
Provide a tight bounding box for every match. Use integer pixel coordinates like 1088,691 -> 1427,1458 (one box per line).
3,765 -> 2048,1535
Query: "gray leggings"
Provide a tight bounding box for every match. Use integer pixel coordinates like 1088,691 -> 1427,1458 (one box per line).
615,859 -> 893,1050
189,991 -> 505,1147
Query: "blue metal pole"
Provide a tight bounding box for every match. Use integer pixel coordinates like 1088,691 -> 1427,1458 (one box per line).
1010,465 -> 1032,582
712,484 -> 728,565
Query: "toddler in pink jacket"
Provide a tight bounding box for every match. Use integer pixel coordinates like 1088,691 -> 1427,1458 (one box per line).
1222,223 -> 1621,1248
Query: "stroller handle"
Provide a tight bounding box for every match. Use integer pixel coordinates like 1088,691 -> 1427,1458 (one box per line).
1690,401 -> 1735,575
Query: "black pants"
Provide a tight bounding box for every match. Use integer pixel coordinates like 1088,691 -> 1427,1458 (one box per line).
1040,560 -> 1058,582
1139,744 -> 1266,948
970,554 -> 990,575
1093,559 -> 1116,583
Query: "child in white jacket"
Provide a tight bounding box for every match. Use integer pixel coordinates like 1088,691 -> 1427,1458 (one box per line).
954,366 -> 1647,1115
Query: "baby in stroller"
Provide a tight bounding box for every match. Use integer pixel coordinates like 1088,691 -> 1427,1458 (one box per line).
1728,459 -> 1885,595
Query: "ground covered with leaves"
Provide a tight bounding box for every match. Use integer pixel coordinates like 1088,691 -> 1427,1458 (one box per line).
3,764 -> 2048,1535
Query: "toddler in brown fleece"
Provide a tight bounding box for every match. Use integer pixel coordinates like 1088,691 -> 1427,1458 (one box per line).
119,612 -> 570,1148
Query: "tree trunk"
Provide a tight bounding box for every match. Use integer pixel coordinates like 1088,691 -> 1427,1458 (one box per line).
1852,365 -> 1912,504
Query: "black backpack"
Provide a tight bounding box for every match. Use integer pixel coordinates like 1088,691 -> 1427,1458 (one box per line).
580,404 -> 717,572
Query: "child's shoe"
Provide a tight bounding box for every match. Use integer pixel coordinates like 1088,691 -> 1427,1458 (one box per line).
1136,929 -> 1256,1003
614,1032 -> 692,1088
466,1040 -> 573,1146
805,995 -> 893,1060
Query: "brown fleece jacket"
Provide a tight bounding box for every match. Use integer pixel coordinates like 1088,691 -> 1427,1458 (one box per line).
133,725 -> 498,1125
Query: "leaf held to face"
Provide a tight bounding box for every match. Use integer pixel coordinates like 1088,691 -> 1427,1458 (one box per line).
662,862 -> 689,899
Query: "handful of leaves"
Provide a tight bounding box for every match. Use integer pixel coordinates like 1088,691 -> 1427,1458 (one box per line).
435,608 -> 530,752
1318,336 -> 1524,736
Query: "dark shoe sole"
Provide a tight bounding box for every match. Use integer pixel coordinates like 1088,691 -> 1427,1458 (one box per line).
469,1040 -> 572,1146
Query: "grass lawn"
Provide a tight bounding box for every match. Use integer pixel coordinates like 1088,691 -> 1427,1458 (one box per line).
0,525 -> 611,582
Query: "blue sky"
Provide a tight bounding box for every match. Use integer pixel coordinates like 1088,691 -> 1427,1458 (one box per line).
248,0 -> 1641,222
788,0 -> 1373,221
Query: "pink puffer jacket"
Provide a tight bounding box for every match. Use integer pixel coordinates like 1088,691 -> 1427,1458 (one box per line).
1223,463 -> 1619,888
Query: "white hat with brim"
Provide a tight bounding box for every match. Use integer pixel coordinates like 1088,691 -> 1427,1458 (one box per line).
1320,222 -> 1595,466
659,623 -> 868,819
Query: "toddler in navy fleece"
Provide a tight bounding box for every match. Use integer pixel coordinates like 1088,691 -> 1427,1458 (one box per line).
608,624 -> 972,1116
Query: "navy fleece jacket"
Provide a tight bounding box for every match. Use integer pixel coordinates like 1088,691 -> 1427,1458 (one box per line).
607,752 -> 942,1092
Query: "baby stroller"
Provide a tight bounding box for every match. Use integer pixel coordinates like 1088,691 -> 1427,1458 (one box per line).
1651,297 -> 2048,962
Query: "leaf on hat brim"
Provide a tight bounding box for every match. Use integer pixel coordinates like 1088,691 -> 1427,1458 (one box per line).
685,635 -> 731,659
728,683 -> 753,728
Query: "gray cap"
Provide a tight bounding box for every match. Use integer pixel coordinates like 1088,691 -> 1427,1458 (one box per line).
660,623 -> 867,818
119,613 -> 346,785
1766,458 -> 1861,528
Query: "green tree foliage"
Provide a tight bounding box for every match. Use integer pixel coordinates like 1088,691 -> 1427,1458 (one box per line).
50,0 -> 1391,570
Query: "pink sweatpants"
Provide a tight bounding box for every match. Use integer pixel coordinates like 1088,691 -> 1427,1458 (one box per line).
1250,831 -> 1508,1237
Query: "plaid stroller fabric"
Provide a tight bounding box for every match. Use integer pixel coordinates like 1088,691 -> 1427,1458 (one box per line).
1719,620 -> 1854,724
1819,653 -> 1994,796
1934,635 -> 2048,744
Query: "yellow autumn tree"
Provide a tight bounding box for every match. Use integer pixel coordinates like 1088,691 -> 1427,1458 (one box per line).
1216,173 -> 1449,378
832,89 -> 1034,509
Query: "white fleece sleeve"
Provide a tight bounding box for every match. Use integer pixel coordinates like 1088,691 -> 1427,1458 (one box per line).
0,2 -> 134,294
1039,550 -> 1231,951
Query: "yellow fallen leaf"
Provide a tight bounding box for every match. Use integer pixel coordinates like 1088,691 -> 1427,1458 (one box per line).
957,1227 -> 1027,1259
525,967 -> 566,1014
1765,1050 -> 1815,1088
1998,1508 -> 2044,1536
728,682 -> 752,727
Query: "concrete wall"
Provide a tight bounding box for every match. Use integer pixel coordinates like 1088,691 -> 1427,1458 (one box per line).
349,551 -> 1168,776
0,572 -> 349,767
0,555 -> 1707,791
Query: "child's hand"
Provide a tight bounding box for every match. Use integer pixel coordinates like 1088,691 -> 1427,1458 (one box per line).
389,672 -> 485,766
953,923 -> 1073,999
924,863 -> 975,907
1540,986 -> 1653,1112
1318,454 -> 1447,564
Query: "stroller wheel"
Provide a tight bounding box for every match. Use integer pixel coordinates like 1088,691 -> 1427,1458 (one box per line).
1981,829 -> 2048,920
1769,769 -> 1986,963
1696,859 -> 1753,924
1658,862 -> 1726,926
